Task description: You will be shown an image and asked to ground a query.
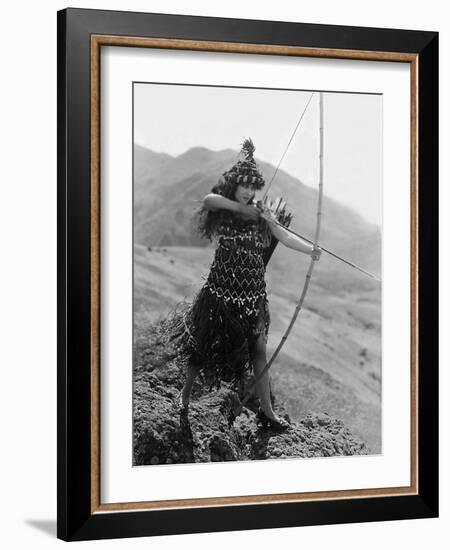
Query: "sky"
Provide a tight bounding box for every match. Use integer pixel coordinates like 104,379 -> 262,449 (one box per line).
134,83 -> 382,226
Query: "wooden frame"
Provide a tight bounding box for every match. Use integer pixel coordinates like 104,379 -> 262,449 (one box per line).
57,7 -> 438,541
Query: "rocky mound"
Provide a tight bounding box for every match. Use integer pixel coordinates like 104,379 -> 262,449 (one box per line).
133,320 -> 368,465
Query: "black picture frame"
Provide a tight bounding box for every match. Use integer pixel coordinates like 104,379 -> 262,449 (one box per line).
57,7 -> 438,542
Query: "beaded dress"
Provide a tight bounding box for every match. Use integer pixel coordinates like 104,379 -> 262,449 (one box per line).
167,210 -> 272,390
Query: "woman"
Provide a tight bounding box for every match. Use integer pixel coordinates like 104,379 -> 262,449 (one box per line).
168,138 -> 321,430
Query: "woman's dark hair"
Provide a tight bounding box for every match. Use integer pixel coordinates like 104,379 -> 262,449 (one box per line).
197,177 -> 237,241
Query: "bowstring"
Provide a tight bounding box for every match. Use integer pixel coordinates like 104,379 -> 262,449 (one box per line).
262,92 -> 316,201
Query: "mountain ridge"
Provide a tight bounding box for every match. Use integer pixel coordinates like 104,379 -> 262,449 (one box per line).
133,143 -> 381,278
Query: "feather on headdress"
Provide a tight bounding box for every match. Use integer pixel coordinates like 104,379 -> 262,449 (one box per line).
240,137 -> 256,161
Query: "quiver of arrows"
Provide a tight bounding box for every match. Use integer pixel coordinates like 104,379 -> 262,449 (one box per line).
257,196 -> 293,266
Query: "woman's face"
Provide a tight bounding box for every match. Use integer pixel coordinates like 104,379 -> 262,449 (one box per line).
235,184 -> 256,205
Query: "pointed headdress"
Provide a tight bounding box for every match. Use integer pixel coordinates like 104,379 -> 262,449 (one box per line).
221,138 -> 265,190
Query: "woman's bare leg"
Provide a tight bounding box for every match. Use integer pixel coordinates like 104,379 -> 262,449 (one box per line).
181,363 -> 200,406
252,334 -> 280,420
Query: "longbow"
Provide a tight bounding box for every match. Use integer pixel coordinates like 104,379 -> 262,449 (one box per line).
238,91 -> 324,411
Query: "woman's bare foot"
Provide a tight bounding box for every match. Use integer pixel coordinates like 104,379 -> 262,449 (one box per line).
256,407 -> 290,430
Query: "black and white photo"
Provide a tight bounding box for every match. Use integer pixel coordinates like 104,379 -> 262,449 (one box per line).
132,83 -> 382,466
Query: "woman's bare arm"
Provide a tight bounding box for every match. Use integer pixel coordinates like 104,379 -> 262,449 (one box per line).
268,220 -> 313,253
262,210 -> 320,258
203,193 -> 259,220
203,193 -> 240,212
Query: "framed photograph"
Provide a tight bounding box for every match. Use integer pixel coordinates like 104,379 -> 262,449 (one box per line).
57,8 -> 438,541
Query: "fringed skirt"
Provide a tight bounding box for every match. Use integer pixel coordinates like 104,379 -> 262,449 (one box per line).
163,285 -> 270,390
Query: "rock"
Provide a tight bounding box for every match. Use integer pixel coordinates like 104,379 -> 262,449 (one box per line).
317,413 -> 331,426
133,323 -> 369,465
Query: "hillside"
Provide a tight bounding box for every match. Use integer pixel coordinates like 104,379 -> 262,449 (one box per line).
134,243 -> 381,452
133,144 -> 382,454
133,144 -> 381,279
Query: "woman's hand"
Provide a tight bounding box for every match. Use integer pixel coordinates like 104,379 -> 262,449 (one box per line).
259,206 -> 278,226
238,203 -> 260,220
310,245 -> 322,261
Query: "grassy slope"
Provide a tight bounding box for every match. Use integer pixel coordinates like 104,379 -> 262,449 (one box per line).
134,242 -> 381,453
